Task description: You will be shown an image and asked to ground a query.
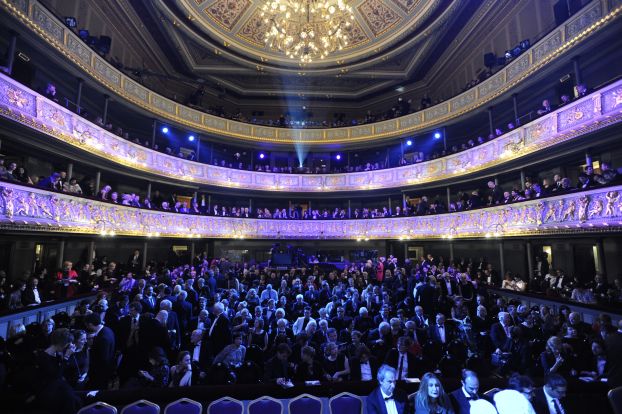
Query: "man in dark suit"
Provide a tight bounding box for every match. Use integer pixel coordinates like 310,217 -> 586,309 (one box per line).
184,329 -> 211,384
428,313 -> 455,346
415,276 -> 439,317
449,370 -> 490,414
490,311 -> 513,351
384,336 -> 419,380
264,343 -> 293,383
350,345 -> 380,382
173,291 -> 193,337
85,313 -> 115,389
331,306 -> 353,335
532,374 -> 569,414
127,249 -> 141,271
140,285 -> 158,314
366,364 -> 409,414
159,299 -> 181,351
208,301 -> 231,357
605,321 -> 622,388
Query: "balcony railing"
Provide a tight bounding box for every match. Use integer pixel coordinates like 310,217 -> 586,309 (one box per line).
1,0 -> 620,144
1,72 -> 622,193
0,180 -> 620,240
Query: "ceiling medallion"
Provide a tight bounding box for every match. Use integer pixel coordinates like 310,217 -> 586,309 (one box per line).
260,0 -> 355,64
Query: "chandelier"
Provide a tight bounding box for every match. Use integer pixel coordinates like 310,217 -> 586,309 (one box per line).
260,0 -> 355,64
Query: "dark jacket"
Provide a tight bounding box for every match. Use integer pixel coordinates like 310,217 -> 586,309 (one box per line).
366,386 -> 409,414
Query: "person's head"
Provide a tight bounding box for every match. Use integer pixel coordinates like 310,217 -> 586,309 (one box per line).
591,339 -> 605,356
233,332 -> 244,346
324,342 -> 338,357
149,347 -> 168,367
377,364 -> 397,396
436,313 -> 446,326
546,336 -> 563,354
50,328 -> 73,351
508,373 -> 535,401
419,372 -> 444,402
72,329 -> 87,349
461,370 -> 479,397
477,305 -> 487,319
301,345 -> 315,363
42,318 -> 55,335
129,301 -> 142,318
499,311 -> 511,326
276,343 -> 291,361
213,301 -> 225,316
84,313 -> 102,332
177,351 -> 191,366
544,374 -> 567,400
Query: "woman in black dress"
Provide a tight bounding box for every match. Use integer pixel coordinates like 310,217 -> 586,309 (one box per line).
66,329 -> 89,389
248,318 -> 268,352
294,345 -> 324,382
321,342 -> 350,382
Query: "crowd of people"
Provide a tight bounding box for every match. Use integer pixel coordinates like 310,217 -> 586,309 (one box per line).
2,158 -> 619,223
1,250 -> 620,413
36,73 -> 593,176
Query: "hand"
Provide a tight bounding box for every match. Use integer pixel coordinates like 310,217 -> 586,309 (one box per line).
64,343 -> 76,357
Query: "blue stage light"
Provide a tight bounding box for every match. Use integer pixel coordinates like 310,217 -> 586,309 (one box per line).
406,140 -> 412,146
336,154 -> 341,160
161,126 -> 169,134
188,135 -> 195,142
434,132 -> 441,139
259,153 -> 265,159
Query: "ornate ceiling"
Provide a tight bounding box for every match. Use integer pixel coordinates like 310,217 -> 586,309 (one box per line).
128,0 -> 480,102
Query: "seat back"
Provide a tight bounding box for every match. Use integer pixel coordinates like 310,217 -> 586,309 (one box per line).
328,392 -> 362,414
609,386 -> 622,414
78,402 -> 118,414
206,397 -> 243,414
248,396 -> 283,414
288,394 -> 322,414
164,398 -> 201,414
120,400 -> 160,414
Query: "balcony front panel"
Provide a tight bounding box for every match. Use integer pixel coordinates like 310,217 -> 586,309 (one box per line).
2,73 -> 622,192
1,182 -> 621,240
1,0 -> 620,144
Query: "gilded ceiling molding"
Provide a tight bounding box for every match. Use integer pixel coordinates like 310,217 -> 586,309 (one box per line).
1,181 -> 621,240
0,0 -> 619,145
1,72 -> 622,192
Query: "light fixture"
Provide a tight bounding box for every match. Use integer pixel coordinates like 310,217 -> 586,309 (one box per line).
260,0 -> 355,64
433,132 -> 441,139
188,135 -> 195,142
259,153 -> 266,159
406,140 -> 412,146
161,126 -> 169,134
335,154 -> 341,160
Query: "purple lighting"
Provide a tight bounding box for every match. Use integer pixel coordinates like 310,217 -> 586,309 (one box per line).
259,153 -> 265,159
336,154 -> 341,160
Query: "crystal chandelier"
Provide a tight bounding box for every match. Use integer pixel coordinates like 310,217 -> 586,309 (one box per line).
260,0 -> 355,64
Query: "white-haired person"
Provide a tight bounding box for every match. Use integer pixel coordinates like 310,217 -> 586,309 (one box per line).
367,364 -> 410,414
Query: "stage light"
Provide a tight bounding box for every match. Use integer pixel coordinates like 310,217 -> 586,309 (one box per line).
188,135 -> 195,142
161,126 -> 169,134
406,140 -> 412,146
433,132 -> 441,139
336,154 -> 341,160
259,153 -> 265,159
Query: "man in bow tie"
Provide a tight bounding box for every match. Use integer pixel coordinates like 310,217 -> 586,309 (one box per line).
450,370 -> 492,414
366,364 -> 409,414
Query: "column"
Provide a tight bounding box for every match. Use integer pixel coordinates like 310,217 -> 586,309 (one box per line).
487,107 -> 494,136
87,241 -> 95,267
193,191 -> 198,202
210,144 -> 214,164
446,187 -> 451,209
94,171 -> 101,193
1,31 -> 17,75
442,126 -> 447,151
526,241 -> 534,282
146,182 -> 152,200
102,95 -> 110,124
348,199 -> 351,218
595,239 -> 606,275
449,241 -> 455,262
520,169 -> 526,191
402,193 -> 407,209
250,151 -> 254,170
388,197 -> 392,213
57,240 -> 66,269
572,56 -> 582,86
499,241 -> 505,277
207,195 -> 211,212
195,137 -> 201,161
75,78 -> 84,114
151,119 -> 158,148
190,242 -> 196,264
249,198 -> 252,212
142,241 -> 148,270
494,176 -> 499,186
585,150 -> 592,168
66,163 -> 73,180
512,94 -> 519,125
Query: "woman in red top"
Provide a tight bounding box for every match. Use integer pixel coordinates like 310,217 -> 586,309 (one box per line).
56,261 -> 79,298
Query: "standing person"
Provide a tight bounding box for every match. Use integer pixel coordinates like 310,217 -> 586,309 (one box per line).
532,374 -> 570,414
84,313 -> 115,389
366,364 -> 410,414
413,372 -> 455,414
208,302 -> 231,357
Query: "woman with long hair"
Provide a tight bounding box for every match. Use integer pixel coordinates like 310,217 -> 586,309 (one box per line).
413,372 -> 454,414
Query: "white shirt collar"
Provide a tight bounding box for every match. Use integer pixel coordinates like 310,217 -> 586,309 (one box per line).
380,388 -> 392,399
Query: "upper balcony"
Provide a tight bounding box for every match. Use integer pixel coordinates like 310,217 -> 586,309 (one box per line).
1,0 -> 621,146
1,71 -> 622,193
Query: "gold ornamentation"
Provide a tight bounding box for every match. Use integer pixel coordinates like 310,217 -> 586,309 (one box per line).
7,88 -> 28,108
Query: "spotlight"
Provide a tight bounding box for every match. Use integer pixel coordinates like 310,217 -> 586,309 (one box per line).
336,154 -> 341,160
406,140 -> 412,146
161,126 -> 169,134
259,153 -> 265,159
433,132 -> 441,139
188,135 -> 195,142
